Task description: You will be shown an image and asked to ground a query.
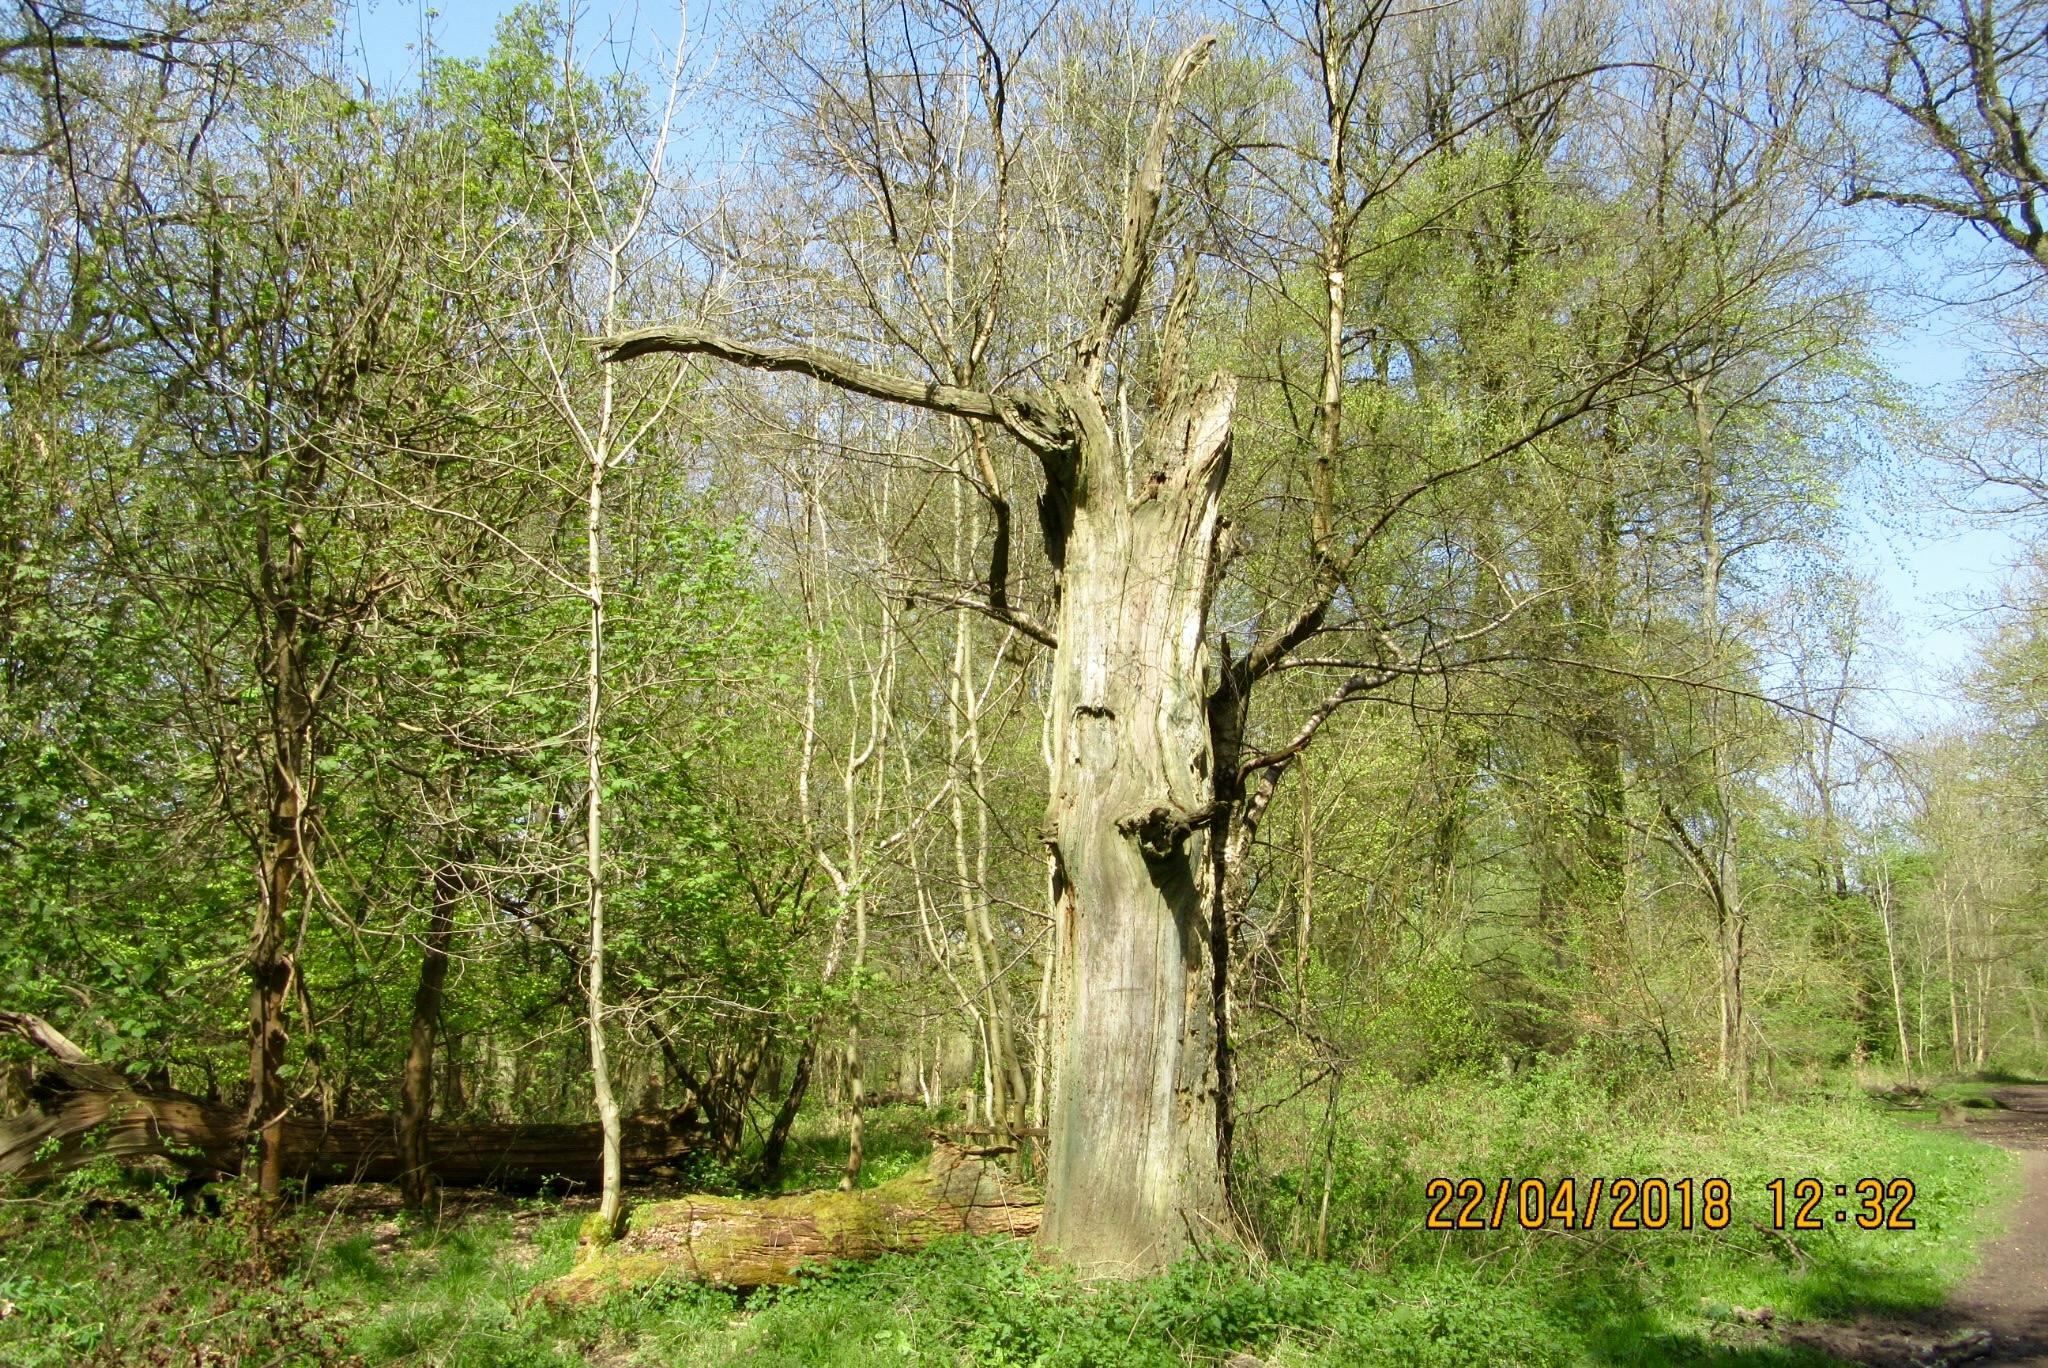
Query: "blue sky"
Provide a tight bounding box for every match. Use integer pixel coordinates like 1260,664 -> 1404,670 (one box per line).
343,0 -> 693,83
1860,325 -> 2022,733
343,0 -> 508,81
342,0 -> 2032,737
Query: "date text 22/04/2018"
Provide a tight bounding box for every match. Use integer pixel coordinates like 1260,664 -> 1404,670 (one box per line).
1423,1177 -> 1918,1231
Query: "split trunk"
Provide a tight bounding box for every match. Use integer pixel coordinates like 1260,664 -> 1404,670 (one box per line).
1036,376 -> 1237,1273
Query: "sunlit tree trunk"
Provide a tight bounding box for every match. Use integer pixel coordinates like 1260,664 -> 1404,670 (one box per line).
1873,860 -> 1912,1076
1946,893 -> 1964,1071
583,367 -> 624,1237
1035,373 -> 1237,1269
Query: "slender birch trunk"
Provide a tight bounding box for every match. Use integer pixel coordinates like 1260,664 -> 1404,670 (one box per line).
1689,384 -> 1747,1107
1946,894 -> 1964,1071
584,343 -> 624,1237
1874,862 -> 1912,1076
544,35 -> 690,1229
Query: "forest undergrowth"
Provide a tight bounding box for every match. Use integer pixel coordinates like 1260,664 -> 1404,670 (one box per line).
0,1063 -> 2011,1368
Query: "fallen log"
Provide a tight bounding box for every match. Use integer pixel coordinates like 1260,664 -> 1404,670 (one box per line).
0,1011 -> 703,1193
535,1142 -> 1040,1304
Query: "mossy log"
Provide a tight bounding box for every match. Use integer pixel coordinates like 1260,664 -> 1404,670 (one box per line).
0,1011 -> 703,1193
535,1143 -> 1041,1303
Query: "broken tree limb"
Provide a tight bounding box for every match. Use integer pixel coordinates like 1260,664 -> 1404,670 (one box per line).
592,325 -> 1072,458
0,1013 -> 705,1192
0,1010 -> 246,1181
0,1011 -> 90,1064
534,1143 -> 1040,1303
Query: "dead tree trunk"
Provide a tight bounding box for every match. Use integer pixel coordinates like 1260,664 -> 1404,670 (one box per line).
599,37 -> 1228,1275
1036,374 -> 1235,1270
535,1143 -> 1038,1302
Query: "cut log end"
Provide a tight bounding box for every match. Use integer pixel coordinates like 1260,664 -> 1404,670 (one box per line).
532,1143 -> 1041,1306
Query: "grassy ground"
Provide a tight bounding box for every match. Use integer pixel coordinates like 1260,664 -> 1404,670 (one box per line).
0,1069 -> 2016,1368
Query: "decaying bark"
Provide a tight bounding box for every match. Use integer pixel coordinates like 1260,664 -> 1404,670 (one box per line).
534,1143 -> 1038,1303
0,1012 -> 703,1193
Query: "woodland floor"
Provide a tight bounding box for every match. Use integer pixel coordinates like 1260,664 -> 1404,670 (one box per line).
0,1078 -> 2029,1367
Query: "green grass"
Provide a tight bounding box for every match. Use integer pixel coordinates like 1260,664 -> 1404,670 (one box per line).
0,1075 -> 2015,1368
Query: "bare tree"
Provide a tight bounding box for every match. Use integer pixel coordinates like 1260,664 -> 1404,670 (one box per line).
1833,0 -> 2048,273
606,36 -> 1232,1273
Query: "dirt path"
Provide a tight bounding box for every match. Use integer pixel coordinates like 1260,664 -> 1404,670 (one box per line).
1785,1085 -> 2048,1367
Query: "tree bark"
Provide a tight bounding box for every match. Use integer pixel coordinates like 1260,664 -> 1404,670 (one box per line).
584,423 -> 624,1239
756,1033 -> 815,1184
1037,376 -> 1236,1273
1689,387 -> 1748,1108
1875,863 -> 1913,1075
1946,895 -> 1964,1070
